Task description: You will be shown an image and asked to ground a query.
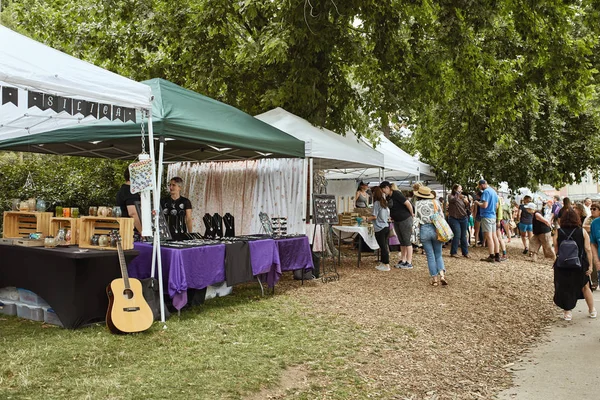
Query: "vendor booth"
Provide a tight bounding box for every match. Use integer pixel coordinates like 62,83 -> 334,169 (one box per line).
0,28 -> 311,326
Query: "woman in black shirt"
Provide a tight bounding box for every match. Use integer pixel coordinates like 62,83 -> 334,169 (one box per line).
552,209 -> 595,321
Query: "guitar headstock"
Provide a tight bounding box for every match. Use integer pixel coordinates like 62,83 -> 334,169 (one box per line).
110,230 -> 122,244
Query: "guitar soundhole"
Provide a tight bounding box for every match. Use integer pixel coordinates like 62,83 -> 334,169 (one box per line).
122,289 -> 134,299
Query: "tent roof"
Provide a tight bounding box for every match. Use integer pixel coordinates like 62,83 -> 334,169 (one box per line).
0,26 -> 152,109
325,134 -> 433,180
0,79 -> 305,161
255,108 -> 384,169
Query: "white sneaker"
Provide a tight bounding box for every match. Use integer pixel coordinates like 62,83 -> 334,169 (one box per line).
376,264 -> 391,271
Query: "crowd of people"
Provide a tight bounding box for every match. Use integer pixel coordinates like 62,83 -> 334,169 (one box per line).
363,180 -> 599,320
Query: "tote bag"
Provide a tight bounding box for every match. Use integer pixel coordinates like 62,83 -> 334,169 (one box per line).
431,201 -> 454,243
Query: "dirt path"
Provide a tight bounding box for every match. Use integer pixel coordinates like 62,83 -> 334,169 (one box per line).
276,240 -> 560,398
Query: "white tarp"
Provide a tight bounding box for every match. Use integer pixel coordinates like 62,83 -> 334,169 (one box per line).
325,134 -> 432,180
255,107 -> 384,170
0,26 -> 153,141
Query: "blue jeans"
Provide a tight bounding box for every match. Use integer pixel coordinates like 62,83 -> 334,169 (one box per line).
448,216 -> 469,256
420,224 -> 446,277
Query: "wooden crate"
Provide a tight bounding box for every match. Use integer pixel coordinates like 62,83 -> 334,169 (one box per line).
14,239 -> 44,247
78,217 -> 134,250
50,218 -> 81,245
2,212 -> 53,238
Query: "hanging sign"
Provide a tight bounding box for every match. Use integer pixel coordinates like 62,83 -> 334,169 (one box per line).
0,84 -> 136,122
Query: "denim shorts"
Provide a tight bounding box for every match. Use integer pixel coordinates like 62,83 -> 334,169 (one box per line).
518,223 -> 533,232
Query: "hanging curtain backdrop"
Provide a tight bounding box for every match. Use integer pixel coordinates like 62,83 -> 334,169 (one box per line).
168,159 -> 304,235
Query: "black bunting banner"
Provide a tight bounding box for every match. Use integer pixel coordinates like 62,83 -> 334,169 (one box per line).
2,86 -> 18,106
1,86 -> 138,123
28,90 -> 44,109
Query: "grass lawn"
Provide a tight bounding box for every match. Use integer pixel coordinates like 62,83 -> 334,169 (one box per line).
1,285 -> 372,400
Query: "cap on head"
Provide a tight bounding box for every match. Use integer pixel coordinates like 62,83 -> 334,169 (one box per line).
478,179 -> 487,186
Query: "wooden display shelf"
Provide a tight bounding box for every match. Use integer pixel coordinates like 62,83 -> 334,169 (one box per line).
78,216 -> 134,250
2,211 -> 53,238
50,217 -> 81,245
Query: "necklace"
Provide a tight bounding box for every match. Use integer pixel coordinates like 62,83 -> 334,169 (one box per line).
204,214 -> 214,229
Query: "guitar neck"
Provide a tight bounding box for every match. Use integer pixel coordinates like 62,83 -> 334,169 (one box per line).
116,240 -> 130,289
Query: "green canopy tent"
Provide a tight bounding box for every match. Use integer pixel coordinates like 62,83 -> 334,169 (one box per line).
0,78 -> 305,161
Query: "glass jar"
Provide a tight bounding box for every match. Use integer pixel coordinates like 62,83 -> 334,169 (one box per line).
91,235 -> 100,246
98,235 -> 109,247
20,201 -> 30,212
63,207 -> 71,218
71,207 -> 79,218
36,199 -> 46,212
27,198 -> 36,212
44,236 -> 56,248
88,206 -> 98,216
65,229 -> 72,245
112,206 -> 122,218
55,206 -> 63,217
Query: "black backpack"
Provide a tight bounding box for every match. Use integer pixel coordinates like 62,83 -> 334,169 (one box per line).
555,228 -> 582,269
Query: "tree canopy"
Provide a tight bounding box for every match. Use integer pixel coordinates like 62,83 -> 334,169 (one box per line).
2,0 -> 600,190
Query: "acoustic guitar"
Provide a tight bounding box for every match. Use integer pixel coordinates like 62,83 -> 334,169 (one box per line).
106,231 -> 153,334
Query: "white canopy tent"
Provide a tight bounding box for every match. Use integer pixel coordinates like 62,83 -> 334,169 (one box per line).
325,134 -> 433,181
255,107 -> 384,170
255,107 -> 385,222
0,26 -> 169,324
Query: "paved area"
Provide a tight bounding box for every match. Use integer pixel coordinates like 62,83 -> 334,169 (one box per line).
497,290 -> 600,399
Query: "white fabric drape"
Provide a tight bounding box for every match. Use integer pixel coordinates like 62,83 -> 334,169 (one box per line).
167,159 -> 303,235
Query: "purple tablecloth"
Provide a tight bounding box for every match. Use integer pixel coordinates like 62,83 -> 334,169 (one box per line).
248,239 -> 282,288
128,242 -> 226,310
277,236 -> 314,272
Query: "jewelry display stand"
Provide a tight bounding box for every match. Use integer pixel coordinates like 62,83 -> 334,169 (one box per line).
312,194 -> 339,282
223,213 -> 235,237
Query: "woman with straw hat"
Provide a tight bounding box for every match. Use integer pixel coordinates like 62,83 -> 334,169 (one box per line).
414,186 -> 448,286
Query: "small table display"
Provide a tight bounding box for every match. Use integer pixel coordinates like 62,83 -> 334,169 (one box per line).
333,225 -> 380,268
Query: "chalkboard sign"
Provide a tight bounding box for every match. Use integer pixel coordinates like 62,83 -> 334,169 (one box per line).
313,194 -> 339,225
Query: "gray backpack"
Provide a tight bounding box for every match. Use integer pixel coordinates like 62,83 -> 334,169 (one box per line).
556,229 -> 582,269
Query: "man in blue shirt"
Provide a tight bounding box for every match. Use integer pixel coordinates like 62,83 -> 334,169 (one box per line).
474,179 -> 501,262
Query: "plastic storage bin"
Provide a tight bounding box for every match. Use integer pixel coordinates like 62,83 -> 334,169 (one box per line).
16,303 -> 44,321
0,300 -> 17,316
43,308 -> 63,327
17,288 -> 50,307
0,286 -> 19,301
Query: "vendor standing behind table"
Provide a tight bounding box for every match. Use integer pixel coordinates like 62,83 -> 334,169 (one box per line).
160,177 -> 193,238
354,181 -> 371,217
116,167 -> 142,233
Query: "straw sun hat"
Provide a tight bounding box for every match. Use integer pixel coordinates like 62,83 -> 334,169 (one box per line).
414,186 -> 435,199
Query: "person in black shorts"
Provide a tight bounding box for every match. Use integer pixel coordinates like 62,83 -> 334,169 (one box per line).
380,181 -> 415,269
160,177 -> 193,238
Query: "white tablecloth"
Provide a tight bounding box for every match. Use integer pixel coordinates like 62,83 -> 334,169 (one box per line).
332,225 -> 379,250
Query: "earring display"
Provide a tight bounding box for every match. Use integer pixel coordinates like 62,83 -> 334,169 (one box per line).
259,212 -> 274,236
313,194 -> 339,225
271,217 -> 287,235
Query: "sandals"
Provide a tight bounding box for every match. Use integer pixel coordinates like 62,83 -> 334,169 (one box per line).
431,276 -> 439,287
439,271 -> 448,286
590,308 -> 597,319
564,311 -> 572,321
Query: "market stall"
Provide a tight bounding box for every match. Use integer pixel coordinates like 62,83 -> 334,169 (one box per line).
0,25 -> 159,326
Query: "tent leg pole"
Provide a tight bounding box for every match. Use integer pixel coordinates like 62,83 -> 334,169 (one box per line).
302,158 -> 308,233
147,114 -> 167,327
309,158 -> 314,224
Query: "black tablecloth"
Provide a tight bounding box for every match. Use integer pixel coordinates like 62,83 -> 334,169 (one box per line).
0,245 -> 138,329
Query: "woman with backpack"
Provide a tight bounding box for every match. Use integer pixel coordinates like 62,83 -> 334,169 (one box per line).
552,209 -> 596,321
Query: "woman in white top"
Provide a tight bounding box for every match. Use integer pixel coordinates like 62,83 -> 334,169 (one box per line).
367,187 -> 391,271
414,186 -> 447,286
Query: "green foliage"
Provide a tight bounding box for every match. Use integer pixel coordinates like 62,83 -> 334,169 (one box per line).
0,152 -> 128,231
3,0 -> 600,190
